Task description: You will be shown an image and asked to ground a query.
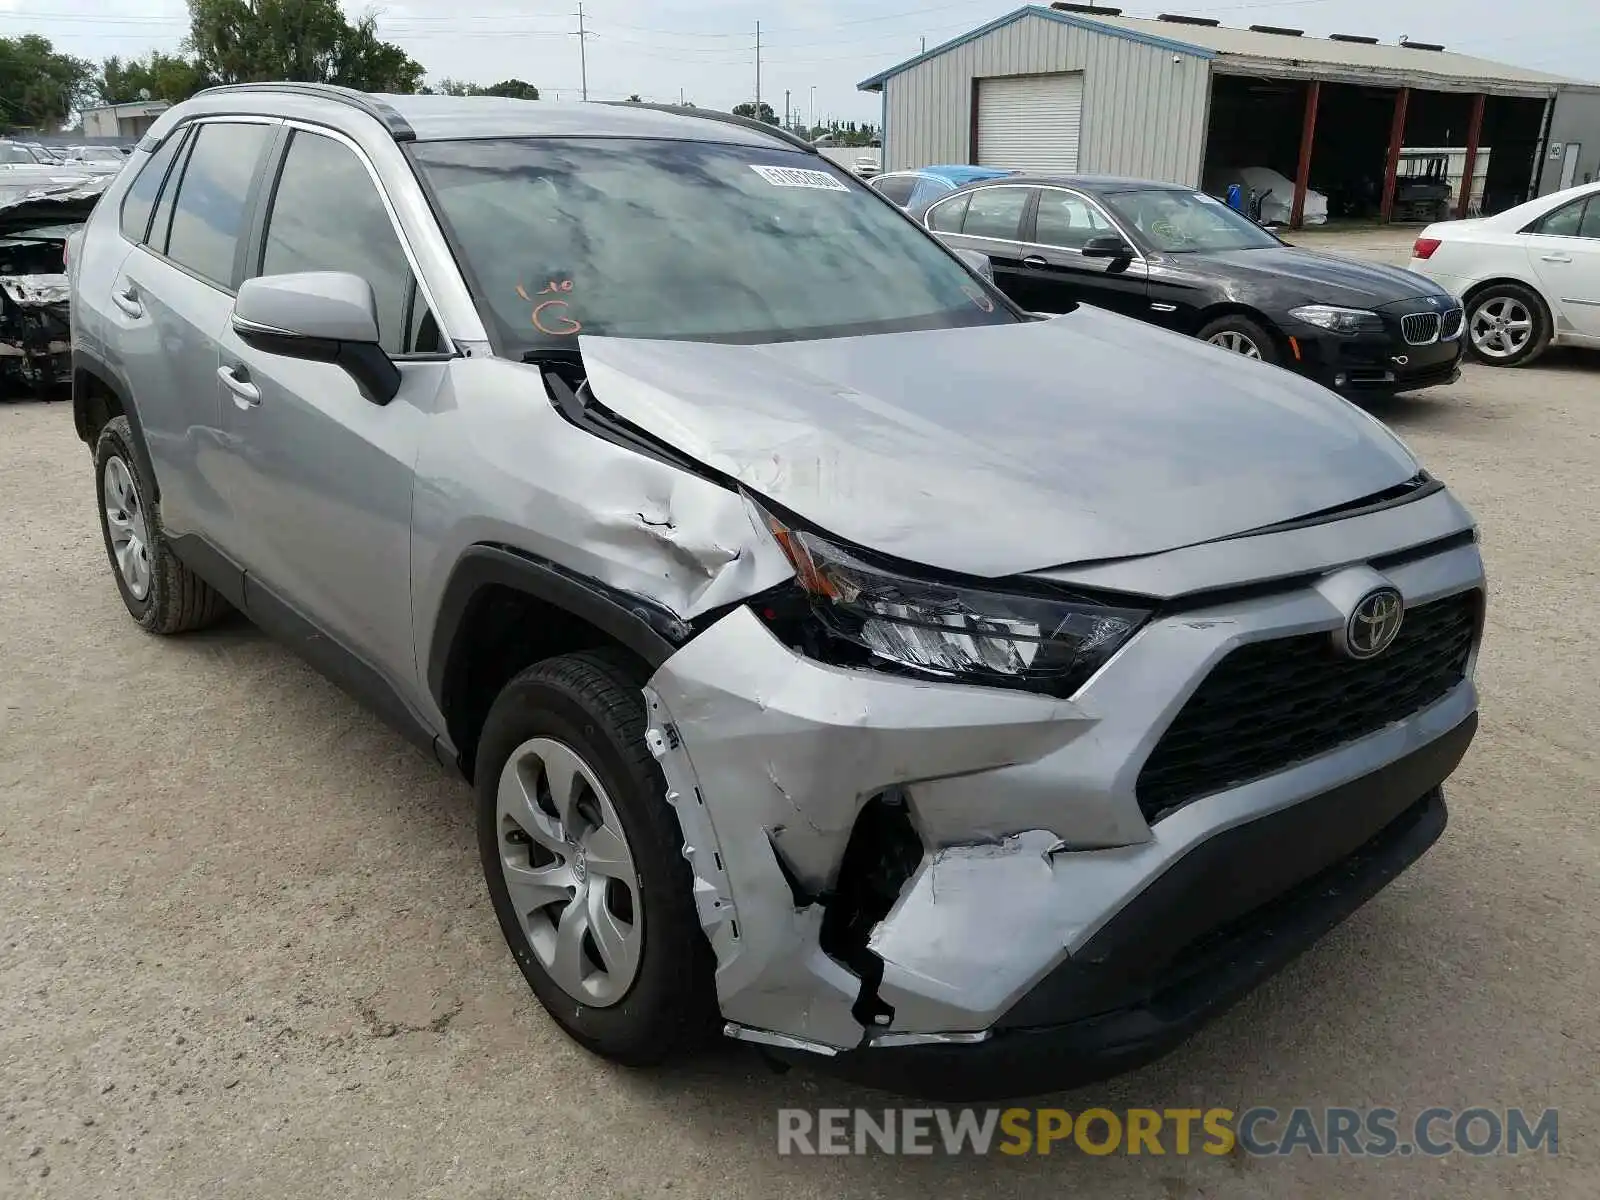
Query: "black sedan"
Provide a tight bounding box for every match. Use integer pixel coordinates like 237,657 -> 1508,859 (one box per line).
922,174 -> 1464,396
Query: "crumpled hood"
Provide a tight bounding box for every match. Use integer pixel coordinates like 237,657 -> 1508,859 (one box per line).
579,310 -> 1419,578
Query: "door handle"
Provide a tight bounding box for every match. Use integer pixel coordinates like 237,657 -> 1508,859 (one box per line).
111,284 -> 142,318
1021,255 -> 1049,268
1541,253 -> 1572,263
218,365 -> 261,409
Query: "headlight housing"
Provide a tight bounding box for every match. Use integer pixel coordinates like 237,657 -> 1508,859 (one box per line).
1288,304 -> 1384,335
760,515 -> 1149,695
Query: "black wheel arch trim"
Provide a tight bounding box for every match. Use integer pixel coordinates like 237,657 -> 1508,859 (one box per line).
426,544 -> 691,713
73,348 -> 160,499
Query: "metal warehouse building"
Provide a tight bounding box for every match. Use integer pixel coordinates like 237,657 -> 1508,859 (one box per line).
859,4 -> 1600,227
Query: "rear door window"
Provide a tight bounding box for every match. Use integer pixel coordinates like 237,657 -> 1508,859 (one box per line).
961,187 -> 1029,240
927,192 -> 970,233
1532,198 -> 1587,237
871,175 -> 917,207
164,122 -> 274,289
255,129 -> 422,355
119,130 -> 188,245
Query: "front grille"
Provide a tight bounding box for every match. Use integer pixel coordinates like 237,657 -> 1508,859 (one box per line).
1401,311 -> 1442,345
1136,591 -> 1479,821
1440,306 -> 1464,339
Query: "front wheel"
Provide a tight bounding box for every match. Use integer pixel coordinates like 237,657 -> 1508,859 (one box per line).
476,652 -> 718,1065
1198,314 -> 1279,365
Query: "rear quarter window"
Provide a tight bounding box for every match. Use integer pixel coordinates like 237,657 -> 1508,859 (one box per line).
118,131 -> 187,245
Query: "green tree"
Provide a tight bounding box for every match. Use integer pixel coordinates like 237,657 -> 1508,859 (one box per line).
98,51 -> 208,105
0,35 -> 94,131
426,77 -> 538,99
481,79 -> 539,100
185,0 -> 424,93
731,100 -> 777,125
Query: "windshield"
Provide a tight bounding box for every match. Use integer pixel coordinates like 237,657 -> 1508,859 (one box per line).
1102,188 -> 1281,253
410,137 -> 1014,352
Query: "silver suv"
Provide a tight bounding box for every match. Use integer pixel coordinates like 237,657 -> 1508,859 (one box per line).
69,85 -> 1484,1099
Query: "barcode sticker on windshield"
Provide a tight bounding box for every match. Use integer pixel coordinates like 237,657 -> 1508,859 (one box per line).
749,164 -> 850,191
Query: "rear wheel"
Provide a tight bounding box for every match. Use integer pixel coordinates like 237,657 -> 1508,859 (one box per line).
1198,314 -> 1279,365
1465,282 -> 1549,367
93,416 -> 231,633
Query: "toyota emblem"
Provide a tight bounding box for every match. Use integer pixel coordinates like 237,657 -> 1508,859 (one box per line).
1337,588 -> 1405,660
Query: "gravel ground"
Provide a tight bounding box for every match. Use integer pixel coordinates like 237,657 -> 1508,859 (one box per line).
3,346 -> 1598,1198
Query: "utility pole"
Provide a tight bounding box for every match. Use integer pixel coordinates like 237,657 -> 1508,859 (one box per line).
574,3 -> 591,102
810,86 -> 816,132
784,88 -> 791,131
755,22 -> 762,118
921,37 -> 927,53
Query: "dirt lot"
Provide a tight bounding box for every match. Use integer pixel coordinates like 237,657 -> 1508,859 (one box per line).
3,346 -> 1599,1198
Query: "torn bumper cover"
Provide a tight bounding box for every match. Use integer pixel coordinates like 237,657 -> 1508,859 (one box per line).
642,536 -> 1483,1097
0,274 -> 71,388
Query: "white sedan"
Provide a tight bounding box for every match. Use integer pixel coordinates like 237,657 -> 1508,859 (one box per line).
1410,180 -> 1600,366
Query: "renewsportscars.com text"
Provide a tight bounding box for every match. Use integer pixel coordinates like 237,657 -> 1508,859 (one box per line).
776,1106 -> 1559,1157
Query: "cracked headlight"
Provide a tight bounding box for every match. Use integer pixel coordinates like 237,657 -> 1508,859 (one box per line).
1288,304 -> 1384,335
762,516 -> 1149,694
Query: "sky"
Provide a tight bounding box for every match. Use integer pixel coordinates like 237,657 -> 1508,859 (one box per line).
1,0 -> 1594,124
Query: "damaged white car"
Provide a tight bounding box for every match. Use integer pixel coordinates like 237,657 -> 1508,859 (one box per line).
1,175 -> 107,398
69,87 -> 1483,1099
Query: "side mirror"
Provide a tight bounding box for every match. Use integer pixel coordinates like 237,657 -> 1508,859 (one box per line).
1081,234 -> 1134,261
231,271 -> 400,406
954,247 -> 995,282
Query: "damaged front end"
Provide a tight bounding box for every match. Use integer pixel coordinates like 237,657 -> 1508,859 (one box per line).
0,185 -> 100,397
497,332 -> 1481,1097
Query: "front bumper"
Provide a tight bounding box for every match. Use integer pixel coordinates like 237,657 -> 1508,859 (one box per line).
1288,324 -> 1463,395
812,737 -> 1463,1100
643,497 -> 1484,1088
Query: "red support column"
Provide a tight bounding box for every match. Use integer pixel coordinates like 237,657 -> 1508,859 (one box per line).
1458,92 -> 1487,218
1379,86 -> 1411,223
1291,80 -> 1321,229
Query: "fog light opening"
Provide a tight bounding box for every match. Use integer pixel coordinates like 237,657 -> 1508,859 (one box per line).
818,788 -> 925,1031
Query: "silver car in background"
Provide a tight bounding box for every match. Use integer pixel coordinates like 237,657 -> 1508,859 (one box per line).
67,85 -> 1484,1099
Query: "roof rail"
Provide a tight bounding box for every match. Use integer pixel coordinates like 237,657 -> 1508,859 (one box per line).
1248,24 -> 1303,36
1329,33 -> 1380,44
1157,13 -> 1221,26
1399,39 -> 1446,52
192,82 -> 415,141
601,101 -> 819,154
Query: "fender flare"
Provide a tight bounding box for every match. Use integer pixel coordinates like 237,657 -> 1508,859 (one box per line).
425,544 -> 691,714
73,348 -> 160,499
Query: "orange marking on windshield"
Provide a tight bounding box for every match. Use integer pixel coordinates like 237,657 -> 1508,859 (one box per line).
519,278 -> 583,335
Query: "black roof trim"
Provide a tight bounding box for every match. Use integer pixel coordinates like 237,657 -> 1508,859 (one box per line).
1157,13 -> 1221,26
1400,39 -> 1447,52
192,83 -> 416,141
1329,33 -> 1380,44
600,101 -> 818,154
1051,3 -> 1123,14
1248,24 -> 1304,36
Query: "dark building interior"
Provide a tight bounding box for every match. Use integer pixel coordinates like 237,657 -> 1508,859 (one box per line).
1201,73 -> 1549,223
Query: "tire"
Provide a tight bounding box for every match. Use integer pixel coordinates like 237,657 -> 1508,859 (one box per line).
1198,314 -> 1280,366
476,651 -> 718,1065
93,416 -> 231,634
1464,282 -> 1550,367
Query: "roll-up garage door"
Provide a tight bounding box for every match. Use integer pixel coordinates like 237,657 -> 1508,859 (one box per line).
976,73 -> 1083,173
